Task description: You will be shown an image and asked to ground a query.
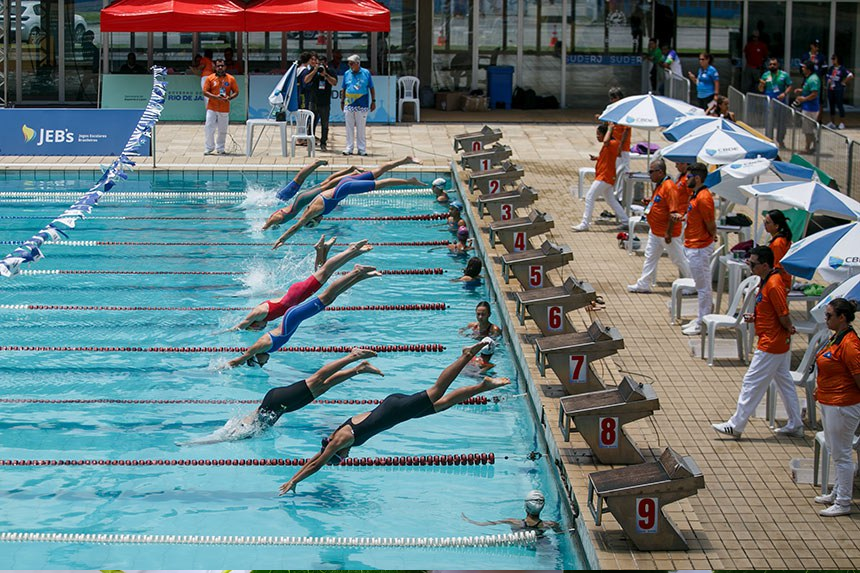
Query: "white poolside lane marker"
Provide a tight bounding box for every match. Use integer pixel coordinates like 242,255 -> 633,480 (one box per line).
0,188 -> 435,200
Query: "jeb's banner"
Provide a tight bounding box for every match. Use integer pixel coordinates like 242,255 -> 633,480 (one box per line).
0,109 -> 151,156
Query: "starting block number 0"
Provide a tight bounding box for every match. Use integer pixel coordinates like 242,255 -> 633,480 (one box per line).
480,158 -> 491,171
568,354 -> 587,383
528,265 -> 543,288
598,416 -> 619,448
635,497 -> 659,534
472,141 -> 483,151
488,179 -> 501,194
500,203 -> 513,220
547,305 -> 564,332
513,231 -> 527,252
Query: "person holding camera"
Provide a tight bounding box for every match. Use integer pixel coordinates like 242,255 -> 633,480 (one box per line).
305,55 -> 338,151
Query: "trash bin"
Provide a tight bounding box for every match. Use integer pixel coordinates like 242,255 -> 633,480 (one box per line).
486,65 -> 514,110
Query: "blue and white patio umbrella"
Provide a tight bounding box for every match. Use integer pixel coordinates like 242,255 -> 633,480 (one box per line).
268,61 -> 299,113
663,115 -> 747,142
598,93 -> 703,130
657,128 -> 779,165
703,158 -> 817,206
810,273 -> 860,322
780,222 -> 860,283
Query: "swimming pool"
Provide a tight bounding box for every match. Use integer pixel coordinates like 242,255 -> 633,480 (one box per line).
0,169 -> 585,569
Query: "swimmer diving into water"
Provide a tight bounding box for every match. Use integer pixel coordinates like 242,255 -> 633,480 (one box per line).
278,339 -> 510,494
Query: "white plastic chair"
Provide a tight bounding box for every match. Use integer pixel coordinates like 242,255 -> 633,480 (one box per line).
766,328 -> 829,428
700,274 -> 760,366
625,205 -> 648,255
397,76 -> 421,122
793,283 -> 839,336
290,109 -> 315,157
670,245 -> 724,324
814,430 -> 860,494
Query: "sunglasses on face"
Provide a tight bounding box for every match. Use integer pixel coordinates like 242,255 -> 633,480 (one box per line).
648,168 -> 662,173
747,259 -> 761,267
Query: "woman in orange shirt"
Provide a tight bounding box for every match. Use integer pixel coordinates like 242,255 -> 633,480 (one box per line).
814,298 -> 860,517
763,210 -> 793,289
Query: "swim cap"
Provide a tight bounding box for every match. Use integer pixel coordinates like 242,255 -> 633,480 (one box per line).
449,200 -> 463,211
457,225 -> 469,240
479,336 -> 496,356
525,490 -> 545,516
432,177 -> 447,189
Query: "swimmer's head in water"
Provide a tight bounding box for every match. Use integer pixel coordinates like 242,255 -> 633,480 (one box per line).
479,336 -> 496,357
305,215 -> 324,229
457,225 -> 469,241
525,490 -> 545,516
263,209 -> 288,230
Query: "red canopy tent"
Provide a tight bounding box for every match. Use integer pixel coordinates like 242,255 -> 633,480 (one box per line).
243,0 -> 390,32
100,0 -> 246,32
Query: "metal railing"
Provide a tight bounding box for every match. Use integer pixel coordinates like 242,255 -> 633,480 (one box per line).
664,71 -> 690,103
743,92 -> 769,134
727,86 -> 745,119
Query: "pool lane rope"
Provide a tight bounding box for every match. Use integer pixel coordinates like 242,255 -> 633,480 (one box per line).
0,396 -> 489,405
17,268 -> 445,277
0,188 -> 435,201
0,344 -> 444,354
0,530 -> 535,549
5,240 -> 450,248
0,303 -> 447,312
0,67 -> 168,278
0,214 -> 447,222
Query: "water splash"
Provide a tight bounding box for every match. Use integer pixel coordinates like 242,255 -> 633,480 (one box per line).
239,181 -> 280,235
177,411 -> 266,446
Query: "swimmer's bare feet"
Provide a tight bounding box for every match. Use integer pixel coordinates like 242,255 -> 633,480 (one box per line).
405,156 -> 423,165
481,376 -> 511,390
349,347 -> 377,360
314,159 -> 329,167
353,263 -> 379,275
357,361 -> 384,376
406,177 -> 429,187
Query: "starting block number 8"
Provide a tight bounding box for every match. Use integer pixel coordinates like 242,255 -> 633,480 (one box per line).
635,497 -> 659,534
568,354 -> 587,383
480,158 -> 491,171
528,265 -> 543,288
598,416 -> 619,448
471,141 -> 483,151
488,179 -> 501,194
547,305 -> 563,332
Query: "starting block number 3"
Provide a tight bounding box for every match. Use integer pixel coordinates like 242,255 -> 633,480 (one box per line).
568,354 -> 587,383
472,141 -> 483,152
488,179 -> 501,194
528,265 -> 543,288
635,497 -> 659,534
598,416 -> 619,448
480,158 -> 491,171
500,203 -> 513,220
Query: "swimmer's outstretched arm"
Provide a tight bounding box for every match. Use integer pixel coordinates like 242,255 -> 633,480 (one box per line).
229,303 -> 270,331
225,333 -> 273,368
461,513 -> 521,527
272,201 -> 324,249
278,430 -> 355,495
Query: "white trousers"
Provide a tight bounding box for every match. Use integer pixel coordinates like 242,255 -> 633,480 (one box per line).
581,179 -> 628,226
344,108 -> 368,153
632,231 -> 691,289
728,349 -> 802,433
613,150 -> 631,197
821,402 -> 860,506
685,244 -> 714,326
204,110 -> 229,153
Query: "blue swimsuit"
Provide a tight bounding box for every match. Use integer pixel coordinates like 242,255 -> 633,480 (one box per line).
321,178 -> 377,215
267,296 -> 325,352
276,180 -> 301,202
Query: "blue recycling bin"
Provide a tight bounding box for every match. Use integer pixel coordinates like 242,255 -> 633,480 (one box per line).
487,65 -> 514,110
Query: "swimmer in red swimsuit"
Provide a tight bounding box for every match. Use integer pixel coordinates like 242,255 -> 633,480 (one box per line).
229,237 -> 372,331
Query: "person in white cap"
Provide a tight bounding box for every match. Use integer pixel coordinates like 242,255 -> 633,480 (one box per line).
431,177 -> 449,203
462,490 -> 562,536
341,54 -> 375,156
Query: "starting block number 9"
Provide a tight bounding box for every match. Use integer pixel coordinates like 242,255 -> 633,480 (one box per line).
488,179 -> 501,194
568,354 -> 587,383
513,231 -> 526,252
500,203 -> 513,220
480,158 -> 491,171
472,141 -> 483,152
635,497 -> 659,534
598,416 -> 619,448
547,305 -> 563,332
528,265 -> 543,288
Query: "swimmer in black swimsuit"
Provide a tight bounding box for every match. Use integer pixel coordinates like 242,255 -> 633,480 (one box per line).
462,490 -> 563,537
278,339 -> 510,494
461,301 -> 502,338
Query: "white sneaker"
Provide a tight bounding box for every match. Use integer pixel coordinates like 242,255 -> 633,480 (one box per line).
572,223 -> 589,232
712,421 -> 741,439
839,123 -> 846,130
682,323 -> 701,335
820,503 -> 852,517
627,284 -> 651,293
826,122 -> 837,129
203,150 -> 214,155
774,425 -> 804,438
815,491 -> 836,505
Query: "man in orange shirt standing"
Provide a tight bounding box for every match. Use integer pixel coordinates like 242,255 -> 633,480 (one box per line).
680,163 -> 717,335
628,159 -> 691,293
573,124 -> 629,232
202,58 -> 239,155
712,246 -> 803,439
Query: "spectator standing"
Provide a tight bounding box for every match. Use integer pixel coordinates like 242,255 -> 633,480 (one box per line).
341,54 -> 376,156
801,40 -> 827,113
627,159 -> 691,293
307,55 -> 337,151
202,58 -> 239,155
572,124 -> 628,232
794,60 -> 821,154
688,52 -> 720,110
297,52 -> 315,110
813,298 -> 860,517
643,37 -> 663,92
224,47 -> 242,75
119,52 -> 145,74
680,163 -> 716,336
712,245 -> 803,439
604,88 -> 631,200
758,57 -> 792,147
660,44 -> 682,78
742,30 -> 769,93
79,30 -> 99,98
825,54 -> 853,129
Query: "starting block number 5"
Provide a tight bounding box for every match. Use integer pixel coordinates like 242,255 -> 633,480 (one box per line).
635,497 -> 659,534
500,203 -> 513,220
479,158 -> 491,171
488,179 -> 501,194
547,305 -> 564,332
471,141 -> 483,152
513,231 -> 527,252
528,265 -> 543,288
598,416 -> 619,448
568,354 -> 587,383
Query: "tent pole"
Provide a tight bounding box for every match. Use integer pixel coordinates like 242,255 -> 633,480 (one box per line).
245,31 -> 250,120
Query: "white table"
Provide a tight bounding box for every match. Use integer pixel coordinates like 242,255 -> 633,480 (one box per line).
245,119 -> 289,157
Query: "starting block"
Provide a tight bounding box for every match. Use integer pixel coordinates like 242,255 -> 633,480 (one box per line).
501,240 -> 573,290
587,447 -> 705,551
469,161 -> 525,195
515,276 -> 597,335
557,376 -> 660,464
453,125 -> 503,153
476,184 -> 538,222
460,143 -> 513,171
535,320 -> 624,394
489,210 -> 554,253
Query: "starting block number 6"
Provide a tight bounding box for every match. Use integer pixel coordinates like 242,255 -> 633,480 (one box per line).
598,416 -> 619,448
528,265 -> 543,288
547,305 -> 563,332
488,179 -> 501,194
635,497 -> 659,533
472,141 -> 483,152
568,354 -> 587,383
479,158 -> 491,171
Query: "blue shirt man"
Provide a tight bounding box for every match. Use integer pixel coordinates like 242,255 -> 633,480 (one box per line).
340,54 -> 376,156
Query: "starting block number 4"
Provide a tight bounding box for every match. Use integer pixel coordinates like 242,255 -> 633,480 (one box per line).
480,158 -> 491,171
488,179 -> 501,194
568,354 -> 587,383
598,416 -> 619,448
528,265 -> 543,288
471,141 -> 483,152
500,203 -> 513,220
513,231 -> 526,252
547,305 -> 564,332
635,497 -> 659,534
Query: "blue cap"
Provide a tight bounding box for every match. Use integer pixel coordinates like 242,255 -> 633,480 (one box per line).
450,200 -> 463,211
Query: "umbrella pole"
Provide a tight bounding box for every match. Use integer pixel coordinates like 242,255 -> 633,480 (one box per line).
803,210 -> 812,239
753,196 -> 760,246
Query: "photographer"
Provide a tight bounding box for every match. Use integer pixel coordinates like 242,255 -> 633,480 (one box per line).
306,55 -> 337,151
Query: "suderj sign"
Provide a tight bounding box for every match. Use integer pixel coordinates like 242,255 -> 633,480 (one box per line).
0,109 -> 150,156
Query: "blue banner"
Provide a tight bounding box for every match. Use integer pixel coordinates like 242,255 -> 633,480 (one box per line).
566,54 -> 643,66
0,109 -> 151,156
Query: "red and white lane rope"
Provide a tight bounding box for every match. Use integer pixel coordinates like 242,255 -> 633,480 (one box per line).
0,213 -> 447,222
0,344 -> 444,353
0,303 -> 448,312
0,396 -> 488,405
18,268 -> 445,277
0,188 -> 435,200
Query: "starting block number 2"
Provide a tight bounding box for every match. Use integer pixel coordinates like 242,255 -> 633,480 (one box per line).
488,179 -> 501,194
568,354 -> 587,383
636,497 -> 659,533
598,416 -> 619,448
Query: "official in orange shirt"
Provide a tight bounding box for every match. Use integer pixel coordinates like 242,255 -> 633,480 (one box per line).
813,298 -> 860,517
680,163 -> 717,335
202,58 -> 239,155
573,124 -> 629,231
674,161 -> 690,198
607,87 -> 632,197
628,159 -> 691,293
763,209 -> 793,289
713,246 -> 803,439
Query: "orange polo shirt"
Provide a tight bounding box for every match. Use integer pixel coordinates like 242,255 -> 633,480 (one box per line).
611,124 -> 632,153
204,73 -> 239,113
684,186 -> 715,249
646,177 -> 685,238
200,57 -> 214,77
816,329 -> 860,407
769,235 -> 793,289
595,139 -> 620,185
754,271 -> 792,354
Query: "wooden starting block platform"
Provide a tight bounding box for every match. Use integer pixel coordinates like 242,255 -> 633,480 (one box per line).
557,376 -> 660,464
476,184 -> 538,222
460,143 -> 513,171
515,276 -> 597,335
501,240 -> 573,290
535,320 -> 624,394
469,161 -> 525,195
453,125 -> 503,153
489,210 -> 554,253
587,447 -> 705,551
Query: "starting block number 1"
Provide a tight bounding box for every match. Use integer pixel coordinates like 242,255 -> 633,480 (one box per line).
471,141 -> 483,152
488,179 -> 501,194
547,305 -> 563,332
568,354 -> 587,383
513,231 -> 526,252
635,497 -> 659,533
500,203 -> 513,220
598,416 -> 619,448
528,265 -> 543,288
479,158 -> 491,171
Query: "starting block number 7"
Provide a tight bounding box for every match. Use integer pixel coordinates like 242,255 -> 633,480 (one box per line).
568,354 -> 587,383
636,497 -> 659,533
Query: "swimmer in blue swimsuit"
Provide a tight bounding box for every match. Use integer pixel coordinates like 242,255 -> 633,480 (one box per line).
278,339 -> 511,494
275,159 -> 329,202
225,264 -> 382,368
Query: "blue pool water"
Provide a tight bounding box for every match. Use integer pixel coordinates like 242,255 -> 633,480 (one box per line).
0,170 -> 584,569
